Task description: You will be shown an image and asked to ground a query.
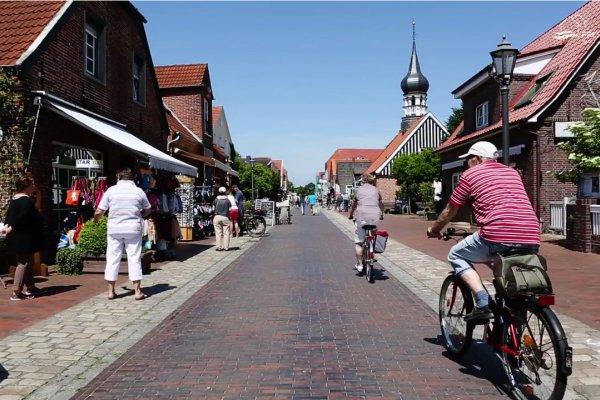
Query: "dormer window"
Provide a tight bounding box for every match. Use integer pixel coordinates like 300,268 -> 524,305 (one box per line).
476,101 -> 489,129
515,71 -> 553,109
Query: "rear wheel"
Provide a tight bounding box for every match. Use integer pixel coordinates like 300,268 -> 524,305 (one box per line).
365,239 -> 374,283
438,274 -> 474,356
248,216 -> 266,237
501,306 -> 568,400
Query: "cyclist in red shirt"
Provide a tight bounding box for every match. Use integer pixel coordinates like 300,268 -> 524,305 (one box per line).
427,141 -> 540,321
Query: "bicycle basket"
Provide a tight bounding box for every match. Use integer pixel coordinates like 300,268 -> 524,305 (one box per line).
495,254 -> 552,299
374,230 -> 388,253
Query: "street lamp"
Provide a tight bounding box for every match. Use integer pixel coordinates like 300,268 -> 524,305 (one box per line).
246,155 -> 256,202
490,36 -> 519,165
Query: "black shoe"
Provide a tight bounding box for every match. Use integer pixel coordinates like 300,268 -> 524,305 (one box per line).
464,306 -> 493,322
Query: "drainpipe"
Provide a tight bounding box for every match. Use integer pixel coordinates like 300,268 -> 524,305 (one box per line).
166,131 -> 181,155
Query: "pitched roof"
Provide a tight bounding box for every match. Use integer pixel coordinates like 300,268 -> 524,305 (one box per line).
164,105 -> 202,144
365,116 -> 425,174
0,1 -> 70,66
325,148 -> 383,178
212,106 -> 223,127
155,64 -> 208,88
438,1 -> 600,152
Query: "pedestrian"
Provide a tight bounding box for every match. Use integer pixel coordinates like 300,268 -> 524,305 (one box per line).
94,167 -> 151,301
427,141 -> 541,321
232,185 -> 244,236
213,187 -> 232,251
227,187 -> 240,237
348,174 -> 384,273
1,174 -> 45,301
299,193 -> 306,215
336,193 -> 343,211
308,193 -> 317,215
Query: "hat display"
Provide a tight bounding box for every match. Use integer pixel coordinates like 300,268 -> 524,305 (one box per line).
459,141 -> 499,159
218,186 -> 227,193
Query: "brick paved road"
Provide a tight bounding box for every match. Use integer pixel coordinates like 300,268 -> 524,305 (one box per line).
72,212 -> 509,399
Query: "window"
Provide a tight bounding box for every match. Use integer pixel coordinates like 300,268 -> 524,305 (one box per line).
451,172 -> 462,191
515,71 -> 553,109
204,98 -> 210,134
84,15 -> 105,81
475,101 -> 489,129
132,54 -> 146,104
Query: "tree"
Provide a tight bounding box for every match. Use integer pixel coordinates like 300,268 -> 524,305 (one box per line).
391,148 -> 441,212
555,108 -> 600,184
445,105 -> 464,136
236,159 -> 280,200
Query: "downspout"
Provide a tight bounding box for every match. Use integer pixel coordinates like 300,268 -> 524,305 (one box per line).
25,98 -> 43,172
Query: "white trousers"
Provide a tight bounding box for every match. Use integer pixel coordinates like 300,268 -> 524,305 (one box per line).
104,233 -> 143,282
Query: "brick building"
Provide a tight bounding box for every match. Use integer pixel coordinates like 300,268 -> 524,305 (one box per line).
436,1 -> 600,250
324,149 -> 383,196
0,1 -> 196,260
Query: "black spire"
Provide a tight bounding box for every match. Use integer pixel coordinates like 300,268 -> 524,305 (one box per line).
401,21 -> 429,94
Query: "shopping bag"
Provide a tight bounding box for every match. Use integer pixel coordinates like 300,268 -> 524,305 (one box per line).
374,230 -> 388,253
65,189 -> 81,206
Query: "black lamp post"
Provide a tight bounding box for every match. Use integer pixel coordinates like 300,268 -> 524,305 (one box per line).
490,36 -> 519,165
246,155 -> 256,202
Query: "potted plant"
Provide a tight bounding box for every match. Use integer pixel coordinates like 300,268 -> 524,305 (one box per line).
56,247 -> 84,275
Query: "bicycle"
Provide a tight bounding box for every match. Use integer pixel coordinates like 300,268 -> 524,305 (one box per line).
241,210 -> 267,237
358,223 -> 377,283
438,228 -> 572,400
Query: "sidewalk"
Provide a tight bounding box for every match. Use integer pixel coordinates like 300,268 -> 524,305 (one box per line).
325,210 -> 600,400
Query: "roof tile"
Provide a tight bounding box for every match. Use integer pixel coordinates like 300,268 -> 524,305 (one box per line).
155,64 -> 207,88
439,1 -> 600,152
0,1 -> 66,65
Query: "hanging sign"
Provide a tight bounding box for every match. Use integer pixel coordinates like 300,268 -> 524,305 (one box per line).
76,159 -> 103,169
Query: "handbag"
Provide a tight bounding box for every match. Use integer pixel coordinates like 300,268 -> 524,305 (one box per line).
65,182 -> 81,206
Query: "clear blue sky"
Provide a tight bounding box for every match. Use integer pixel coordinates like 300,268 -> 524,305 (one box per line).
135,1 -> 584,186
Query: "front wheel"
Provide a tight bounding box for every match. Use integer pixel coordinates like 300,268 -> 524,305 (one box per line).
438,274 -> 474,356
501,306 -> 568,400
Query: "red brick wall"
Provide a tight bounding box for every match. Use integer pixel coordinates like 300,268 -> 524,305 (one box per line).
163,93 -> 203,136
0,2 -> 168,257
566,199 -> 600,253
376,177 -> 398,207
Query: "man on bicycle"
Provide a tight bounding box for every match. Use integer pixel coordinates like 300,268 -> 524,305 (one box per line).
427,141 -> 540,322
349,173 -> 384,273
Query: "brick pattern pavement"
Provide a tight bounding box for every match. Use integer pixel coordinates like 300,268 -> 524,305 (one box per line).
0,235 -> 256,400
326,210 -> 599,400
71,211 -> 507,399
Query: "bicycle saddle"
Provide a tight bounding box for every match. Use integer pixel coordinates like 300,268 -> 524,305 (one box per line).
362,224 -> 377,230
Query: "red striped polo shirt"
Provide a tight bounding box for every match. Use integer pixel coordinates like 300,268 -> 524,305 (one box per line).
450,160 -> 540,246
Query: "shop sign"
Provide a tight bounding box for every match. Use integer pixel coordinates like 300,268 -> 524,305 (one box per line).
76,159 -> 103,170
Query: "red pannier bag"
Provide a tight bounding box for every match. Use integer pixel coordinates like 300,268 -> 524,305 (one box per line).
375,230 -> 388,253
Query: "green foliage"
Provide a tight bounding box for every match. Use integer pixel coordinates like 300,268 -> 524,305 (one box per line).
56,247 -> 84,275
0,68 -> 33,220
555,108 -> 600,183
237,159 -> 281,199
392,148 -> 441,207
243,200 -> 254,211
77,217 -> 107,256
445,105 -> 464,136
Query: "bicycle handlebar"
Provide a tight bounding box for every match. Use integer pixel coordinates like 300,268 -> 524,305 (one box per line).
441,227 -> 472,241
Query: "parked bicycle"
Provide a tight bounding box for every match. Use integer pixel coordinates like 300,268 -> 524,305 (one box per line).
241,209 -> 267,237
438,228 -> 572,400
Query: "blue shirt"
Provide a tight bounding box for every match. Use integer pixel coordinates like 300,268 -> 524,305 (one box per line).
308,194 -> 317,205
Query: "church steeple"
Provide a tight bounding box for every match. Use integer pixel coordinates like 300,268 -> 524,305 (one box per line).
400,21 -> 429,132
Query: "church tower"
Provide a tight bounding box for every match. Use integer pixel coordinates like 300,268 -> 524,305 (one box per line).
400,22 -> 429,132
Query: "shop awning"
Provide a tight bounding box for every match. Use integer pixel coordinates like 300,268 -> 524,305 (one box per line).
173,148 -> 216,166
214,159 -> 239,177
46,101 -> 198,177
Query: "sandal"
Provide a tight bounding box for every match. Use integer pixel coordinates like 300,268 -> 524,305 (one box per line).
108,292 -> 117,300
135,293 -> 147,301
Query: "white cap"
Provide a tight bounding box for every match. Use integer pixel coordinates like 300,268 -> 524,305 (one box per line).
218,186 -> 227,193
459,141 -> 499,159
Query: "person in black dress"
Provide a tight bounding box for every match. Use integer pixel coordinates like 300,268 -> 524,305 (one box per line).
1,175 -> 44,301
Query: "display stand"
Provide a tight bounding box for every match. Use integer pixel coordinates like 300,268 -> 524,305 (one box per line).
175,175 -> 195,241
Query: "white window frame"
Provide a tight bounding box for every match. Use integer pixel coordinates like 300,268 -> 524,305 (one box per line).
476,101 -> 489,129
451,172 -> 462,191
84,15 -> 105,82
132,54 -> 146,104
85,25 -> 98,76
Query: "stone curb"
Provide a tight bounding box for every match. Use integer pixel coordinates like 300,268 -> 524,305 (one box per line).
0,234 -> 263,400
323,210 -> 600,400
